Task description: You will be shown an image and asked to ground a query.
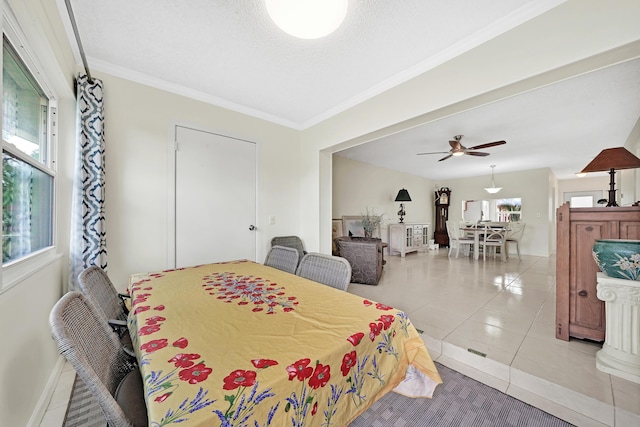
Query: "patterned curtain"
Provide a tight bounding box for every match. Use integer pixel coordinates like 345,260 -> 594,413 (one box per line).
69,74 -> 106,290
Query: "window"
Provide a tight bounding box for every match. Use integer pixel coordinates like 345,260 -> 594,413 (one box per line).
2,35 -> 54,265
495,198 -> 522,222
563,191 -> 604,208
462,198 -> 522,222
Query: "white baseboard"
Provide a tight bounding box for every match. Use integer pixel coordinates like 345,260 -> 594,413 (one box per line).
27,355 -> 66,427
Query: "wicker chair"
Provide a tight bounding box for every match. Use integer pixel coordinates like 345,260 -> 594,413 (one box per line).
270,236 -> 306,263
334,236 -> 384,285
264,245 -> 300,274
295,253 -> 352,291
78,266 -> 133,356
49,291 -> 148,427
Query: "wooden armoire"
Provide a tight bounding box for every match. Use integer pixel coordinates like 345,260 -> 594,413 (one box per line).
555,202 -> 640,341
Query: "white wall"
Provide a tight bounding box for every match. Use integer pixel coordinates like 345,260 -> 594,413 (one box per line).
440,168 -> 553,257
98,73 -> 303,288
332,156 -> 434,242
557,175 -> 610,206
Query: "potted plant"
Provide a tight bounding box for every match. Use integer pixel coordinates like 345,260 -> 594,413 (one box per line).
361,208 -> 384,239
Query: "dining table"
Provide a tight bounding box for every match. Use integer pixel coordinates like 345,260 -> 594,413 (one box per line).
460,226 -> 484,260
460,223 -> 510,260
128,260 -> 442,427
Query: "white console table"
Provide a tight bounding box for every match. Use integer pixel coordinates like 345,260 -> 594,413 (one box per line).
388,223 -> 429,257
595,272 -> 640,384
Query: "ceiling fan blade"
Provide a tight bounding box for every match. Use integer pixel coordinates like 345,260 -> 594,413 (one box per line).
438,154 -> 453,162
449,140 -> 464,150
468,140 -> 506,150
466,151 -> 490,157
417,151 -> 449,155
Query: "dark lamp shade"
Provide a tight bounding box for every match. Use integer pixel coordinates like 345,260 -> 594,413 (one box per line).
395,188 -> 412,202
580,147 -> 640,173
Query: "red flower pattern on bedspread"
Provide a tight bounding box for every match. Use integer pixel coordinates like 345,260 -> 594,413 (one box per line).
201,272 -> 298,314
140,336 -> 216,425
129,267 -> 424,426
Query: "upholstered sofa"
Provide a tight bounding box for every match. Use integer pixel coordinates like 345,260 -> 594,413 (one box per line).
334,236 -> 384,285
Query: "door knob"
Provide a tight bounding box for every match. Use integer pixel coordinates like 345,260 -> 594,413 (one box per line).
249,225 -> 256,231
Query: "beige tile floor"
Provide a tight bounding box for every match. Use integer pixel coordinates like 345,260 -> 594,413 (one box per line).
348,249 -> 640,427
40,249 -> 640,426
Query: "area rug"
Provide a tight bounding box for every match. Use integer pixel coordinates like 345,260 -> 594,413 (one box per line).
350,363 -> 573,427
64,363 -> 573,426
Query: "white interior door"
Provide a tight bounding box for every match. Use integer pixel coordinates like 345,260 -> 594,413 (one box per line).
175,126 -> 256,267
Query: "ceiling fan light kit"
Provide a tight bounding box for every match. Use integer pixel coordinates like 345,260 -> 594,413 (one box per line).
265,0 -> 348,39
484,165 -> 502,194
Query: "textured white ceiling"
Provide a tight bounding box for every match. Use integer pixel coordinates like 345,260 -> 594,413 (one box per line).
337,58 -> 640,181
63,0 -> 548,128
58,0 -> 640,182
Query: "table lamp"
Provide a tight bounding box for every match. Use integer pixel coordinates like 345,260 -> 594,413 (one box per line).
395,188 -> 412,223
580,147 -> 640,207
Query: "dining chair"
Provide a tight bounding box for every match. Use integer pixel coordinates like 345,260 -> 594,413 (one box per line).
271,236 -> 306,263
506,222 -> 526,260
49,291 -> 148,427
446,221 -> 473,258
482,226 -> 508,262
78,266 -> 134,357
295,252 -> 352,291
264,245 -> 300,274
458,220 -> 477,239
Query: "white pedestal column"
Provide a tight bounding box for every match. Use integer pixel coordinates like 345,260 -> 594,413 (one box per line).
595,272 -> 640,384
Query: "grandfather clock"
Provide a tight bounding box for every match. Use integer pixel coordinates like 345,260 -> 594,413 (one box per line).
434,188 -> 451,247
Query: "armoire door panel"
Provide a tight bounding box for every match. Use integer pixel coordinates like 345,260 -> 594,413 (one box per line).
620,221 -> 640,240
570,222 -> 605,334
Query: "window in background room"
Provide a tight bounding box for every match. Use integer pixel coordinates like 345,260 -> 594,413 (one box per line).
563,191 -> 603,208
495,198 -> 522,222
2,35 -> 55,267
463,198 -> 522,222
570,196 -> 593,207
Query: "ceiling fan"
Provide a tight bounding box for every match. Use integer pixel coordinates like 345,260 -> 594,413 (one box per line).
417,135 -> 506,162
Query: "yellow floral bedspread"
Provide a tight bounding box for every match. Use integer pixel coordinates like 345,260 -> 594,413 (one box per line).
128,260 -> 442,426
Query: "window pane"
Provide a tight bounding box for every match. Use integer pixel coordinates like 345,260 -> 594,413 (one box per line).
2,35 -> 48,164
496,198 -> 522,222
569,196 -> 594,207
2,152 -> 53,263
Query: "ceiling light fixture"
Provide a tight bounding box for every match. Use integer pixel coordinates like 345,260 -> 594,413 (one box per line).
265,0 -> 348,39
484,165 -> 502,194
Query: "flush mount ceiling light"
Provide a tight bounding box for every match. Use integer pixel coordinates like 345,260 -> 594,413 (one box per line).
484,165 -> 502,194
265,0 -> 348,39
